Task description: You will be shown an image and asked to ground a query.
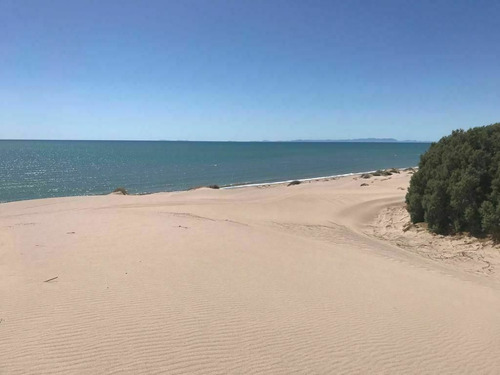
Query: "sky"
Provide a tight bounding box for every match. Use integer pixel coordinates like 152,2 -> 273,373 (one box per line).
1,0 -> 499,141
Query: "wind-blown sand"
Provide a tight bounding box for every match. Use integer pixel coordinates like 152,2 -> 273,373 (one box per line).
1,171 -> 500,374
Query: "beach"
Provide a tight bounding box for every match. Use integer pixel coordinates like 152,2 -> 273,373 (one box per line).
1,170 -> 500,374
0,140 -> 430,203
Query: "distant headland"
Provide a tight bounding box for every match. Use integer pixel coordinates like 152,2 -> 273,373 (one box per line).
286,138 -> 429,143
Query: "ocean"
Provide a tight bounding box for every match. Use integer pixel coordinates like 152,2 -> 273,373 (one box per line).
0,140 -> 430,203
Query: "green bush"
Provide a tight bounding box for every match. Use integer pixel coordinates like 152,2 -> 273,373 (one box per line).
406,123 -> 500,239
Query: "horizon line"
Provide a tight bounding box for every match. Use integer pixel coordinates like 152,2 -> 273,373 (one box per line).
0,138 -> 434,143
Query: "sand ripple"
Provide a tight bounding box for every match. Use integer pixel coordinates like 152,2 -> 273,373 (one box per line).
1,172 -> 500,374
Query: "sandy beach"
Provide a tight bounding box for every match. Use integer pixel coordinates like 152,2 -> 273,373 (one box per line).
1,170 -> 500,374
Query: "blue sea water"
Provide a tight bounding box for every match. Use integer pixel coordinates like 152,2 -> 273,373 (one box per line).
0,140 -> 430,203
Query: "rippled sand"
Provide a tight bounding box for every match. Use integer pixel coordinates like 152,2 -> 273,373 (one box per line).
1,171 -> 499,374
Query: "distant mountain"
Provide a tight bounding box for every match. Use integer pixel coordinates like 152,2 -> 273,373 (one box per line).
288,138 -> 426,143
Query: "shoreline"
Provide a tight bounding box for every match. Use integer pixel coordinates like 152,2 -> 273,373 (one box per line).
1,165 -> 418,204
221,166 -> 417,190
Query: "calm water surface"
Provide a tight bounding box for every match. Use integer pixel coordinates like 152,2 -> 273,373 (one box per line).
0,141 -> 430,202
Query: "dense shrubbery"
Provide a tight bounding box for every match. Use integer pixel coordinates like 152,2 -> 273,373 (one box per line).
406,123 -> 500,240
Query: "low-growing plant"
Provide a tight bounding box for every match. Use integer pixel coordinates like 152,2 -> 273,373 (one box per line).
112,187 -> 128,195
188,184 -> 220,190
373,170 -> 392,177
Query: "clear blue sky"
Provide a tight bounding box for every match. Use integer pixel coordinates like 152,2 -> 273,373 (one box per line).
1,0 -> 499,141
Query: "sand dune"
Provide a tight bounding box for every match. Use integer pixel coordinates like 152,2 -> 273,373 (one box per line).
1,172 -> 500,374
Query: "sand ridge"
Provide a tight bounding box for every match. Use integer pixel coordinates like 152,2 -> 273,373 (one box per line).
1,171 -> 500,374
371,204 -> 500,282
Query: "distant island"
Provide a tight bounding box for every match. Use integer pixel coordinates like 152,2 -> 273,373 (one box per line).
287,138 -> 428,143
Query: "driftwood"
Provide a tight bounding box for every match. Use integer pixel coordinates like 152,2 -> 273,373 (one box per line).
43,276 -> 58,283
